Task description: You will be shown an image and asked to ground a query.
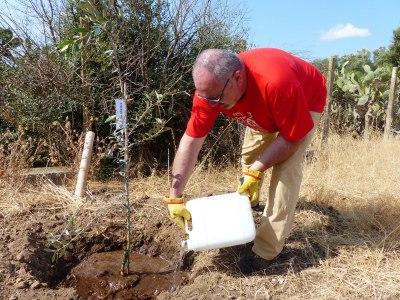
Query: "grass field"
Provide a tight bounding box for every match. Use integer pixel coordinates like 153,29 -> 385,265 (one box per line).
1,134 -> 400,299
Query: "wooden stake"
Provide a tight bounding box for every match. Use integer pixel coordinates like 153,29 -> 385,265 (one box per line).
74,131 -> 95,198
320,57 -> 336,148
384,67 -> 398,139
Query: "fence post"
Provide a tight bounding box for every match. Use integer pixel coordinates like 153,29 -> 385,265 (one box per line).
320,57 -> 336,148
384,67 -> 398,139
74,131 -> 95,198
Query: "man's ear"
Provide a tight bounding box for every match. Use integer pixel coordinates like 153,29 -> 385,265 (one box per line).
233,69 -> 241,79
234,69 -> 244,84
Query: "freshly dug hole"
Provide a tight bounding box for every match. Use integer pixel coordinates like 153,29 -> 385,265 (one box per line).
70,250 -> 188,299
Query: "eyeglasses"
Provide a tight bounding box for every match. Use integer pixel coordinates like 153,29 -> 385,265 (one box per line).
197,76 -> 231,104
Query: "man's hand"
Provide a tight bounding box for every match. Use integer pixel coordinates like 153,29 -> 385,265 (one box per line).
164,196 -> 191,230
237,168 -> 264,207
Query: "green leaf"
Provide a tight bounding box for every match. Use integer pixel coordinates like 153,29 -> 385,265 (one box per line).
343,83 -> 358,93
104,49 -> 113,56
382,90 -> 390,98
357,95 -> 369,106
372,103 -> 381,113
51,252 -> 58,264
105,115 -> 116,123
93,26 -> 103,36
57,39 -> 72,52
340,61 -> 349,75
71,27 -> 90,35
335,78 -> 344,89
77,1 -> 92,12
155,91 -> 164,101
350,72 -> 357,84
363,72 -> 375,83
363,64 -> 372,74
59,44 -> 69,52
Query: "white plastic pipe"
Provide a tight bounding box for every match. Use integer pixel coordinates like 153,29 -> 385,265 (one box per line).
74,131 -> 95,198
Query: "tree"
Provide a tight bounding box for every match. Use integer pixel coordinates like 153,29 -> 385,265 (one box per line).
0,0 -> 249,169
0,27 -> 22,64
387,27 -> 400,67
373,47 -> 391,67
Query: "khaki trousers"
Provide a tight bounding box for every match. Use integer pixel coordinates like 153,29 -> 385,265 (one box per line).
240,112 -> 321,260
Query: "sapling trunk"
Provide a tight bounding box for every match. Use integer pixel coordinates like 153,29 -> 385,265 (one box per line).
117,85 -> 132,276
120,130 -> 131,275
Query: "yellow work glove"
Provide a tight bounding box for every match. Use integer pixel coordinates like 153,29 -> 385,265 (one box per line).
237,167 -> 264,207
163,196 -> 191,230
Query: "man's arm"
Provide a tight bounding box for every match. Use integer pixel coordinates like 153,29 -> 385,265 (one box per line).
169,133 -> 206,197
250,135 -> 301,172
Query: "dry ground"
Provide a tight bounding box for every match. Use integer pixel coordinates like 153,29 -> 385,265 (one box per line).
1,134 -> 400,299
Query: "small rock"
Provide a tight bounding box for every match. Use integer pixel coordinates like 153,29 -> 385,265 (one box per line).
15,277 -> 24,283
16,280 -> 29,289
30,280 -> 41,289
125,274 -> 140,287
9,295 -> 18,300
5,234 -> 11,240
9,262 -> 16,270
96,270 -> 109,277
138,244 -> 147,254
17,266 -> 28,276
148,245 -> 159,257
16,251 -> 28,262
31,223 -> 43,233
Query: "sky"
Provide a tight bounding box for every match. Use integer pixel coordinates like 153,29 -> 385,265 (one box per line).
235,0 -> 400,60
1,0 -> 399,61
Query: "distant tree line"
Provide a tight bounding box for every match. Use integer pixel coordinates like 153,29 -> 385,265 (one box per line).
0,1 -> 399,177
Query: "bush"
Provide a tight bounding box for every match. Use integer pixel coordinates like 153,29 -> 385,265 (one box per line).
0,0 -> 248,172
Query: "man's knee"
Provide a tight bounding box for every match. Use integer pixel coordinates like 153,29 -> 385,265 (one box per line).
240,129 -> 276,167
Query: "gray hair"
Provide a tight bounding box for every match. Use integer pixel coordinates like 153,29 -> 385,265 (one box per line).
192,49 -> 243,83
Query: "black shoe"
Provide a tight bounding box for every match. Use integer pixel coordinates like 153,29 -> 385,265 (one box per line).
238,251 -> 272,274
251,203 -> 265,212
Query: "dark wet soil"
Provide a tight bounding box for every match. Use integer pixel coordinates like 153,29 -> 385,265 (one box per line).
71,250 -> 188,299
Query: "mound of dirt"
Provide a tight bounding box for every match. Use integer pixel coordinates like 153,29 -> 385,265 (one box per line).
0,194 -> 192,300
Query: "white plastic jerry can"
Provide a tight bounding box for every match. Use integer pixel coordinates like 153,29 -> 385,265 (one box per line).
181,192 -> 256,251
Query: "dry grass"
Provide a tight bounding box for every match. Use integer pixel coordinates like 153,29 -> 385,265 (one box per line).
1,134 -> 400,299
305,134 -> 400,199
163,134 -> 400,299
303,134 -> 400,245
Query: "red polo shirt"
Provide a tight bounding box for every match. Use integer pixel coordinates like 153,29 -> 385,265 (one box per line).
185,48 -> 327,142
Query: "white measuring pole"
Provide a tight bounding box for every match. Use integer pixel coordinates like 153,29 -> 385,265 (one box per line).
74,131 -> 95,198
